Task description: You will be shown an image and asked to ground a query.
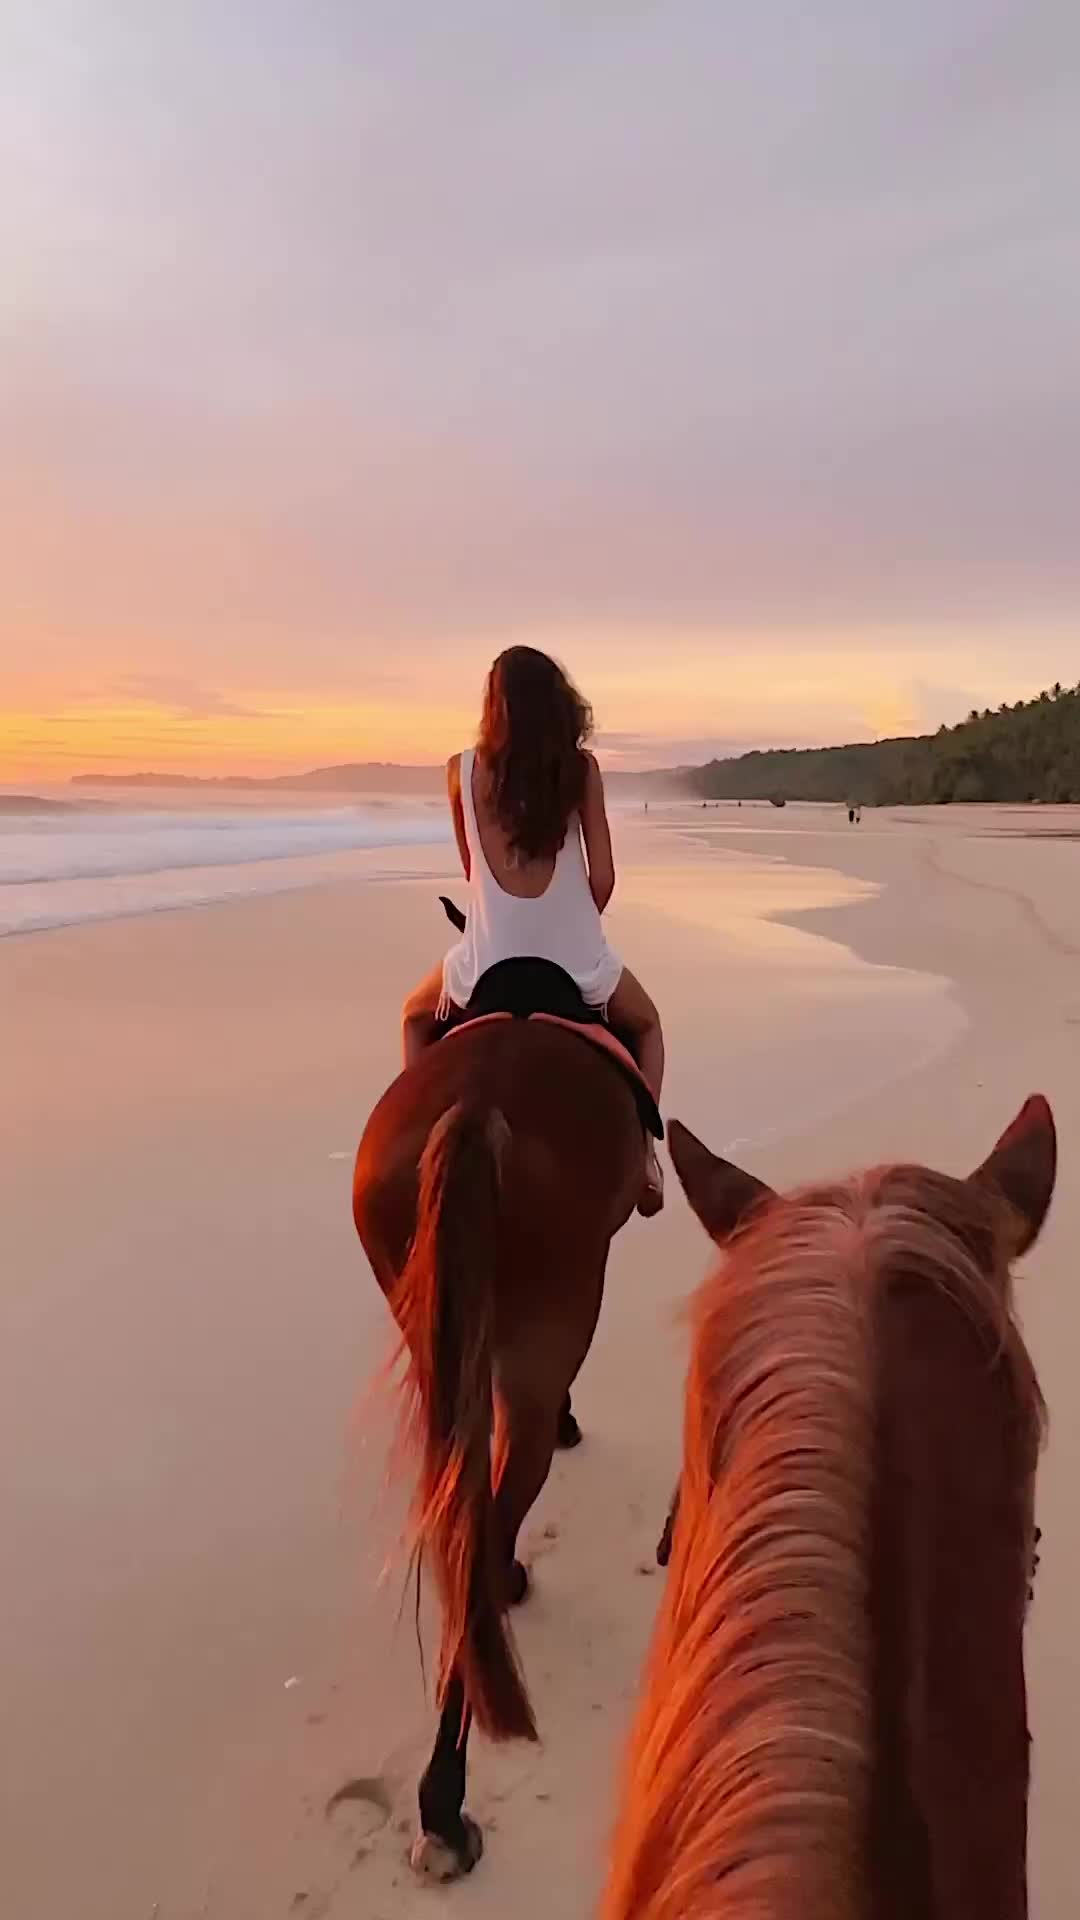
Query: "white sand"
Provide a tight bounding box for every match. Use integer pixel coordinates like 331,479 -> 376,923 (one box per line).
1,804 -> 1076,1917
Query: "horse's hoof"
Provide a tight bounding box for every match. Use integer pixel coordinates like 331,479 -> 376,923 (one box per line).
411,1815 -> 484,1881
557,1406 -> 583,1450
506,1558 -> 530,1607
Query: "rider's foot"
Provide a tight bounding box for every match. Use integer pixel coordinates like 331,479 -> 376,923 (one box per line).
637,1142 -> 665,1218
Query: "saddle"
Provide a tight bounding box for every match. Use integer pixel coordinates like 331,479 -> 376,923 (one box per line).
436,901 -> 663,1140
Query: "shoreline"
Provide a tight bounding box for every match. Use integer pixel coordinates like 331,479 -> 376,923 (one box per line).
613,818 -> 967,1159
0,835 -> 456,942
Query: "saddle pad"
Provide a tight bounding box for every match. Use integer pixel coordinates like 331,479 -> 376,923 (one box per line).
441,1011 -> 513,1036
442,1010 -> 663,1139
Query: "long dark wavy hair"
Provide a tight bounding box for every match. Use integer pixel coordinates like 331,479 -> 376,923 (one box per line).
476,647 -> 594,861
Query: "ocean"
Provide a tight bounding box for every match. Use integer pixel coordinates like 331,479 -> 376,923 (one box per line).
0,797 -> 453,937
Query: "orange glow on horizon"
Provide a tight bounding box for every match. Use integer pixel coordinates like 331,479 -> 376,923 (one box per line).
2,636 -> 1066,787
0,693 -> 479,785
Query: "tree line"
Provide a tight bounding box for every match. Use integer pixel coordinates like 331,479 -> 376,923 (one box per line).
688,681 -> 1080,807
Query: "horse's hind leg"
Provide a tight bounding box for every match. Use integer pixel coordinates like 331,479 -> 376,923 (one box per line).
413,1674 -> 483,1881
496,1396 -> 560,1602
412,1405 -> 555,1879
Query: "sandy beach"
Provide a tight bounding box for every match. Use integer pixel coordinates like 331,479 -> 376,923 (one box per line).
3,803 -> 1078,1918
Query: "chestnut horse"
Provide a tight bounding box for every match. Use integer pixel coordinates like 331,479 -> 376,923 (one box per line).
353,1015 -> 643,1879
604,1096 -> 1055,1920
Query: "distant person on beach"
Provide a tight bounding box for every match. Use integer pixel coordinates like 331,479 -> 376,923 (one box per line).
401,646 -> 666,1211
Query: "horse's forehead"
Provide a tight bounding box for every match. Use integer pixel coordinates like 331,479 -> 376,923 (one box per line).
725,1168 -> 1000,1287
788,1165 -> 975,1226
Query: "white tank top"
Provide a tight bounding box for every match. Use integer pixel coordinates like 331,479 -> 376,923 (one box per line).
440,748 -> 623,1014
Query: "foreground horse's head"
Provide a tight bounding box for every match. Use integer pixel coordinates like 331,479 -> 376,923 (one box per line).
606,1097 -> 1055,1920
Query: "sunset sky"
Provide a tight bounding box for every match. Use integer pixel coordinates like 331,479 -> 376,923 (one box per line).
5,3 -> 1078,781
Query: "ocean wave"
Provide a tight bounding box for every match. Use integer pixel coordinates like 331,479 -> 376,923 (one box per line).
0,804 -> 451,936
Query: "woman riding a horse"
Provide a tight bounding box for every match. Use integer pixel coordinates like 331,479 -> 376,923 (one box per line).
354,647 -> 665,1877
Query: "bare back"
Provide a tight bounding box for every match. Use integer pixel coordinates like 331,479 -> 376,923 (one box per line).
457,752 -> 559,899
449,749 -> 615,910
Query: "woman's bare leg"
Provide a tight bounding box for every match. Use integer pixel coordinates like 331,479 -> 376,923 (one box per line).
607,968 -> 665,1100
606,968 -> 665,1215
401,964 -> 446,1070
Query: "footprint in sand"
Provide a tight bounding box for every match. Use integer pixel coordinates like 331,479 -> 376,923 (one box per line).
324,1775 -> 395,1849
525,1519 -> 561,1560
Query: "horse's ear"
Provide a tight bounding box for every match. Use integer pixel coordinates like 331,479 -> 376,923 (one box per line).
970,1095 -> 1057,1256
669,1119 -> 774,1244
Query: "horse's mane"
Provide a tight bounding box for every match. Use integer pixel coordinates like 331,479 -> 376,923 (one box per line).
602,1163 -> 1043,1920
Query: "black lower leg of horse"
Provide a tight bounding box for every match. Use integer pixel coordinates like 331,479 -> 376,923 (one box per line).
657,1479 -> 680,1566
417,1672 -> 482,1871
557,1390 -> 583,1450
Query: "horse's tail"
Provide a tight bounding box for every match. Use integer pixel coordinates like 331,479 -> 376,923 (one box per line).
392,1100 -> 536,1743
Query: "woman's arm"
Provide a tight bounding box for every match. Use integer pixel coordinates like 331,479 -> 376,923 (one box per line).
580,752 -> 615,912
447,754 -> 471,880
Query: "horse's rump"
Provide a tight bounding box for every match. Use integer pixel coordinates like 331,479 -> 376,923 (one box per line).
436,952 -> 663,1139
